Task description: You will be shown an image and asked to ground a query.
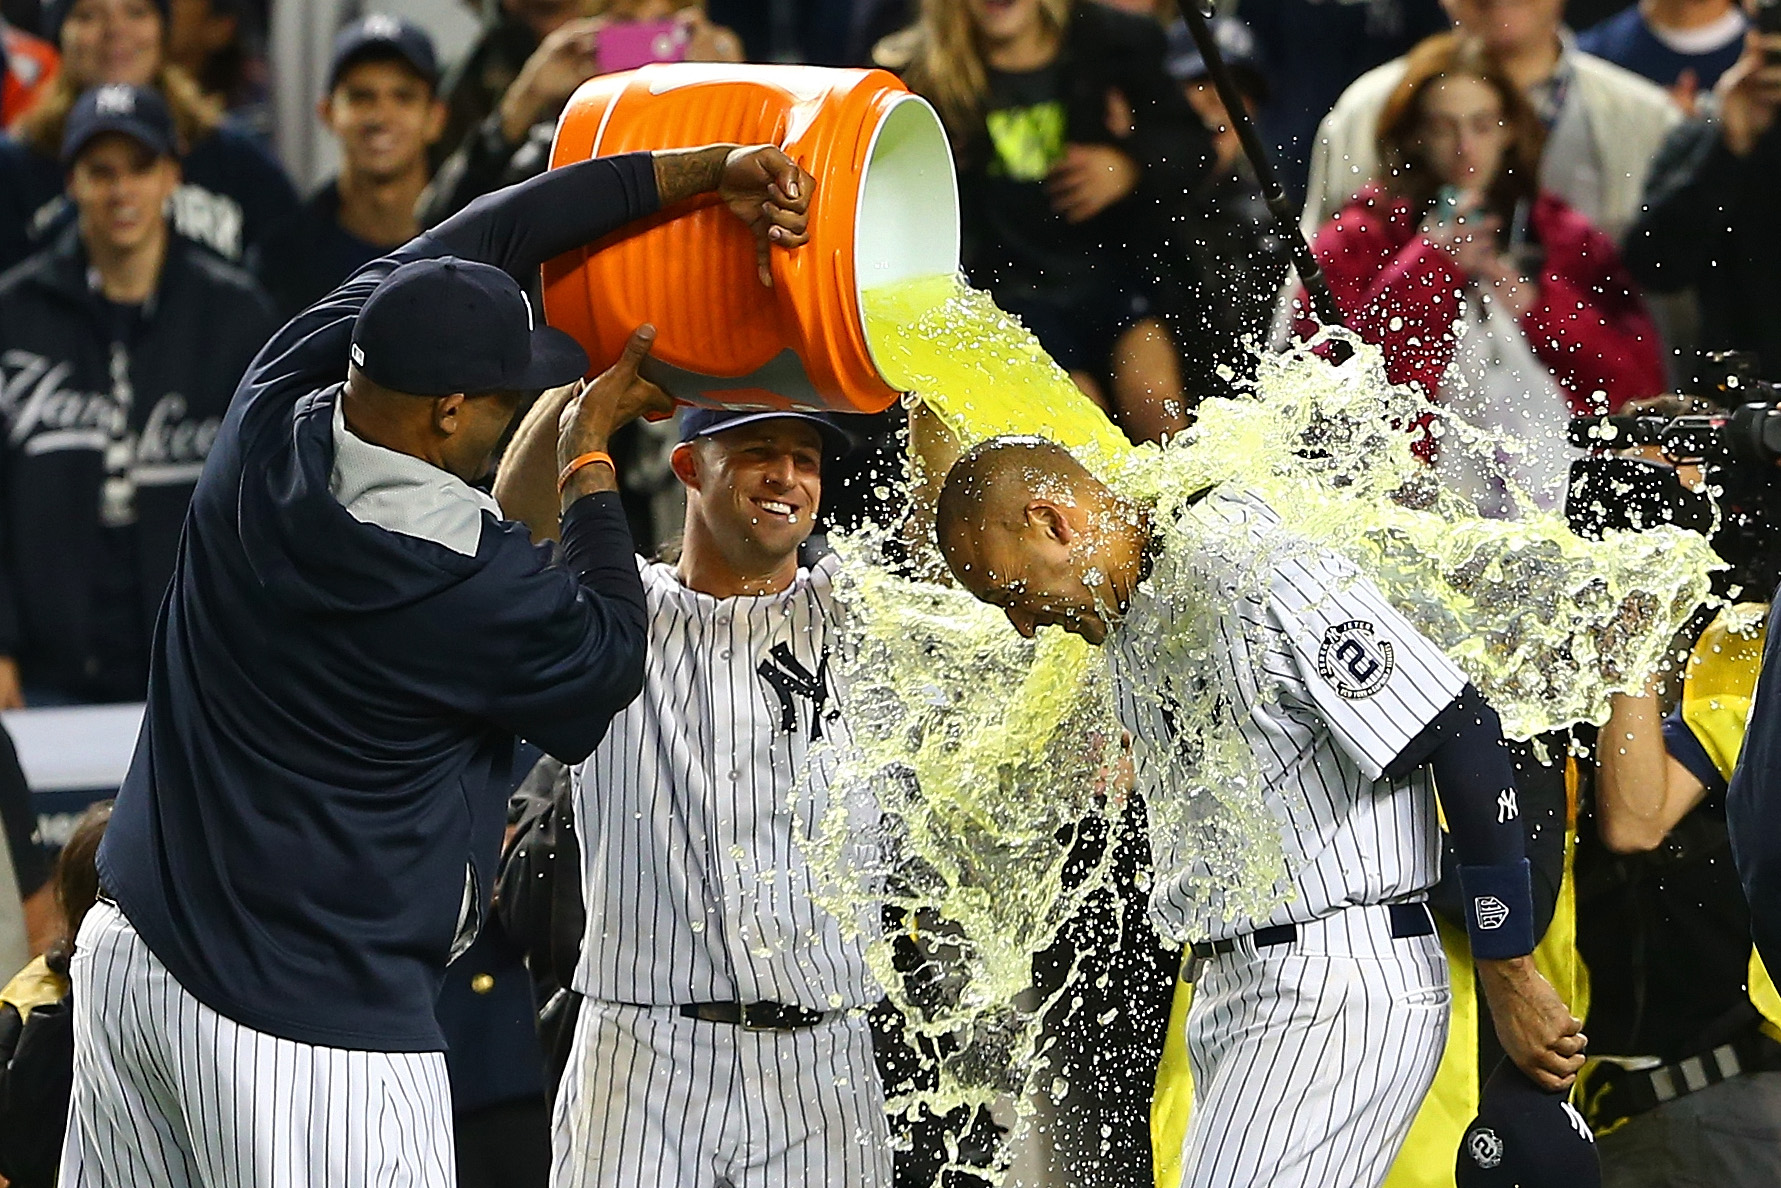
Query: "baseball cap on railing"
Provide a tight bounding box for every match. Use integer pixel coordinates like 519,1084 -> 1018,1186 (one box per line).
351,257 -> 590,397
61,84 -> 177,167
328,13 -> 440,91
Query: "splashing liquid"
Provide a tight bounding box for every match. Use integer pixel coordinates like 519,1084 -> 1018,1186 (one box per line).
809,275 -> 1718,1181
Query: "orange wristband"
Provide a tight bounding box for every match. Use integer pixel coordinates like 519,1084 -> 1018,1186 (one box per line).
557,450 -> 616,494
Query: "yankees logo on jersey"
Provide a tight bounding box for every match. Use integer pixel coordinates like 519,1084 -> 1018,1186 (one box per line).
758,642 -> 839,738
570,552 -> 874,1011
557,551 -> 890,1188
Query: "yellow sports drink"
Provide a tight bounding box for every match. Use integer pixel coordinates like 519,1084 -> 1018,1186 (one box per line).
860,274 -> 1132,460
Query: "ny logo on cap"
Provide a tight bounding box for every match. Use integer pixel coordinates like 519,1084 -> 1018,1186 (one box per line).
95,85 -> 136,116
520,290 -> 536,331
360,13 -> 403,39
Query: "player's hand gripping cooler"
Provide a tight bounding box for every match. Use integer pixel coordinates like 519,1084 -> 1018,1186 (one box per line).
542,64 -> 959,413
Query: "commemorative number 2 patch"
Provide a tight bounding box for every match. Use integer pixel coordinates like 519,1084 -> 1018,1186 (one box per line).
1315,620 -> 1395,699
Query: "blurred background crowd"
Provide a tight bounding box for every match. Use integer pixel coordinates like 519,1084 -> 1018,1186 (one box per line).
0,0 -> 1776,1185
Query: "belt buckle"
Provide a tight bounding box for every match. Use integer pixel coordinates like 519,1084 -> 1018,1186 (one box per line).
739,1002 -> 778,1032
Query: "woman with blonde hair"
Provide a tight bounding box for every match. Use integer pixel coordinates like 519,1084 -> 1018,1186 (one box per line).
0,0 -> 296,271
878,0 -> 1213,444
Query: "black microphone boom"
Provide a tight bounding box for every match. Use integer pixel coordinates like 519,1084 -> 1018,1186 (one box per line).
1169,0 -> 1346,330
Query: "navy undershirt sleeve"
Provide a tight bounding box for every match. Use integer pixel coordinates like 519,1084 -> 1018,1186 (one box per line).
1662,707 -> 1727,798
1385,683 -> 1535,959
422,153 -> 661,284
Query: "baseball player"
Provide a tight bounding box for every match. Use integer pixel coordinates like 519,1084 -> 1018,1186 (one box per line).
495,403 -> 889,1188
934,437 -> 1586,1188
62,144 -> 814,1186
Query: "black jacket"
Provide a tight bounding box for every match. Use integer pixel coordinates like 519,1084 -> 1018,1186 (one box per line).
0,975 -> 70,1188
1624,115 -> 1781,378
96,154 -> 661,1053
0,227 -> 277,700
942,1 -> 1213,304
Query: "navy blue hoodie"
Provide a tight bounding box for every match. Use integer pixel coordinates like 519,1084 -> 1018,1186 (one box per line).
96,153 -> 661,1052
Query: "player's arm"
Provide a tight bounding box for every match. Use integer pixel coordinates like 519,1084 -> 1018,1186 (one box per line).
1595,678 -> 1711,853
1385,687 -> 1587,1090
421,145 -> 813,288
495,326 -> 673,542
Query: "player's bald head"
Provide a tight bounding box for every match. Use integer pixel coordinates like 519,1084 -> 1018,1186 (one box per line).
936,436 -> 1096,572
935,436 -> 1142,645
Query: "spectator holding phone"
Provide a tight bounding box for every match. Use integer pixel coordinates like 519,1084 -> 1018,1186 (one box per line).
1302,0 -> 1679,245
1292,34 -> 1665,514
422,0 -> 742,228
1624,16 -> 1781,377
435,0 -> 584,172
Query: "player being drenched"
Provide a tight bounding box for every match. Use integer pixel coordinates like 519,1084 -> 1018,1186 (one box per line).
935,437 -> 1587,1188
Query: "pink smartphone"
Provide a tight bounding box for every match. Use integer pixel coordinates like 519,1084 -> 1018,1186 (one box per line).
596,18 -> 691,73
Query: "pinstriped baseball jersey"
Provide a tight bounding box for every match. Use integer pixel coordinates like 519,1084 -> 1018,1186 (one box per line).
1112,491 -> 1468,943
571,552 -> 877,1012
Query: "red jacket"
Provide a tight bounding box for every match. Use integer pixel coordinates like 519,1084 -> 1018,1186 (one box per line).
1293,189 -> 1665,415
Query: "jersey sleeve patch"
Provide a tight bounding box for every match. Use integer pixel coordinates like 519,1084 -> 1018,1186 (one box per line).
1270,554 -> 1468,779
1314,620 -> 1395,699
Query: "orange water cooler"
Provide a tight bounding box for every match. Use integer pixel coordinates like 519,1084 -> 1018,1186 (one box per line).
542,63 -> 959,413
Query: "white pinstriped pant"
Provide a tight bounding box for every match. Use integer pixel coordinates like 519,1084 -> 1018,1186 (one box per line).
1176,902 -> 1451,1188
550,999 -> 893,1188
60,901 -> 456,1188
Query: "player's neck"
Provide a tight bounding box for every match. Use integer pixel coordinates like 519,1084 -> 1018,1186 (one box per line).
1104,500 -> 1152,616
335,163 -> 428,248
676,529 -> 800,600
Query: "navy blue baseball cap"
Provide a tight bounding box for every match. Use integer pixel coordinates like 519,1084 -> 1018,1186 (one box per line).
679,408 -> 856,461
328,14 -> 440,91
61,84 -> 177,167
1456,1062 -> 1601,1188
351,258 -> 589,396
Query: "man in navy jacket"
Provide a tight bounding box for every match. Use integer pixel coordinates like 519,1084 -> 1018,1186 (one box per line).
62,141 -> 815,1186
0,84 -> 276,707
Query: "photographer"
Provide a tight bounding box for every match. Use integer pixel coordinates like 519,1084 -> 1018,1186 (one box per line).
1625,21 -> 1781,376
1573,385 -> 1781,1183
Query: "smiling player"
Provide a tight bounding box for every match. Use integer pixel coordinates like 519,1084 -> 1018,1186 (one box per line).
496,405 -> 890,1188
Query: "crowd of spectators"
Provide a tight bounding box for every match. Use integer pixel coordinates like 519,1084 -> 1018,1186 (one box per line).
0,0 -> 1777,1185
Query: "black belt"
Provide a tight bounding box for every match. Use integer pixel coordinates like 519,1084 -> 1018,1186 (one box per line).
1189,902 -> 1435,960
1580,1022 -> 1781,1132
678,1001 -> 835,1031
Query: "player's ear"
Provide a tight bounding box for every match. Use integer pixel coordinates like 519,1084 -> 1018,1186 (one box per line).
669,441 -> 702,490
432,393 -> 468,437
1025,500 -> 1076,545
